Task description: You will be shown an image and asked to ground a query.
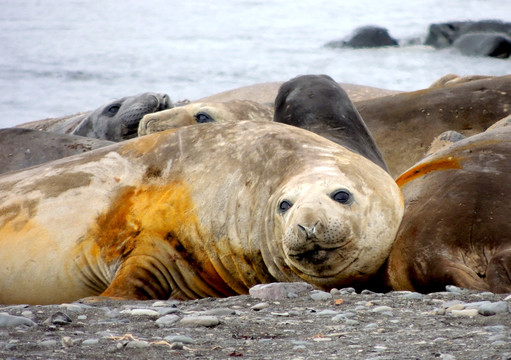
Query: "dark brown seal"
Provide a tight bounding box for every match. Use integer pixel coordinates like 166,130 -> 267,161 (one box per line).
273,74 -> 388,171
386,125 -> 511,293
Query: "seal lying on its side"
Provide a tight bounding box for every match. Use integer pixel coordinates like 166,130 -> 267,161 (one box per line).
386,125 -> 511,293
138,100 -> 273,136
274,74 -> 388,172
16,92 -> 172,141
0,128 -> 114,174
356,75 -> 511,177
0,121 -> 403,305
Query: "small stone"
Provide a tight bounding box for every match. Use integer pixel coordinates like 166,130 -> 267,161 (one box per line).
491,340 -> 508,346
155,314 -> 180,327
82,338 -> 100,346
0,313 -> 36,327
77,315 -> 87,320
504,294 -> 511,301
488,334 -> 507,342
249,282 -> 313,300
59,303 -> 85,313
439,354 -> 456,360
271,312 -> 290,316
164,335 -> 195,344
316,310 -> 338,316
180,315 -> 220,327
339,287 -> 356,295
372,306 -> 393,313
61,336 -> 73,348
45,311 -> 72,325
126,340 -> 150,348
345,319 -> 360,325
450,309 -> 479,317
402,292 -> 424,300
330,288 -> 341,296
156,307 -> 181,316
364,323 -> 378,330
446,304 -> 465,312
310,290 -> 332,301
202,308 -> 235,316
170,342 -> 184,350
122,309 -> 160,317
445,285 -> 466,294
251,302 -> 270,311
478,301 -> 510,316
40,339 -> 58,347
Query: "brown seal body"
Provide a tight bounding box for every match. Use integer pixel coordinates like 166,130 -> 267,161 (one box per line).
138,100 -> 273,136
0,121 -> 403,305
196,81 -> 401,104
0,128 -> 114,174
356,75 -> 511,177
386,125 -> 511,293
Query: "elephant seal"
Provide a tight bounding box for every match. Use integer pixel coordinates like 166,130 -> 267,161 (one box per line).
356,74 -> 511,177
196,81 -> 401,104
138,100 -> 273,136
0,121 -> 403,305
274,74 -> 388,172
16,92 -> 172,141
386,125 -> 511,293
0,128 -> 114,174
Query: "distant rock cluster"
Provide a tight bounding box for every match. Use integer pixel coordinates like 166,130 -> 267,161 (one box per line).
325,20 -> 511,59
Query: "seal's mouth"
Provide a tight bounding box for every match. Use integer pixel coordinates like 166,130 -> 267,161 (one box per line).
288,245 -> 340,266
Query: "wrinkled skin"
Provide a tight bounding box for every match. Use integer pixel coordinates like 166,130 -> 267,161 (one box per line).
17,92 -> 172,141
386,125 -> 511,293
138,100 -> 273,136
0,121 -> 403,305
0,128 -> 114,174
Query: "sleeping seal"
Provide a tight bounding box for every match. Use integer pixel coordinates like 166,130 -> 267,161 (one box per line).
386,125 -> 511,293
16,92 -> 172,141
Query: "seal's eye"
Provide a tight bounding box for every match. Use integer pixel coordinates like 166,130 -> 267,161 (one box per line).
331,189 -> 352,205
106,104 -> 121,116
278,199 -> 293,213
194,111 -> 215,123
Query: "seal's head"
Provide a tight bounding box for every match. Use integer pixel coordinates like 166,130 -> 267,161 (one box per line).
74,92 -> 173,141
138,100 -> 273,136
261,147 -> 403,289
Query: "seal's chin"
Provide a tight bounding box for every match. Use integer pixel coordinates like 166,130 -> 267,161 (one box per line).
288,245 -> 340,266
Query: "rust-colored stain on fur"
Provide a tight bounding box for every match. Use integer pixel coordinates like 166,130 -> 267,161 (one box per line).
396,157 -> 462,187
85,180 -> 232,298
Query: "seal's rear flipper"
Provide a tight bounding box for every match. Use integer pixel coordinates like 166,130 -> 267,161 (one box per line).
487,249 -> 511,293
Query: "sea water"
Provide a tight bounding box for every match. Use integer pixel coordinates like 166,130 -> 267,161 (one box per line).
0,0 -> 509,127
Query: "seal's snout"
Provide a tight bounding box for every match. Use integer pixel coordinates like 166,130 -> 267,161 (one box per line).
297,221 -> 320,240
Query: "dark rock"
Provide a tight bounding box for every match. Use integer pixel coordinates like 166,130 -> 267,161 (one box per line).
425,19 -> 511,49
325,26 -> 398,49
453,32 -> 511,58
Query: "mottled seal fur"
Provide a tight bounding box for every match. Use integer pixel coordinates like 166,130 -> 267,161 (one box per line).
386,125 -> 511,293
0,121 -> 403,305
356,74 -> 511,177
138,100 -> 273,136
196,81 -> 401,104
273,74 -> 388,172
17,92 -> 172,141
0,128 -> 113,174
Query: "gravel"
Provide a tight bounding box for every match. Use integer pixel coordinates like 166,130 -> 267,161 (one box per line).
1,282 -> 510,359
